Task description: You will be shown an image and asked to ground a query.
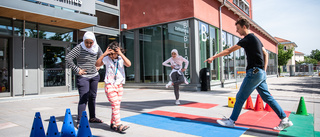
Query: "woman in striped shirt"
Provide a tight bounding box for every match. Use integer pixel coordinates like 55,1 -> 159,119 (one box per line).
66,31 -> 103,128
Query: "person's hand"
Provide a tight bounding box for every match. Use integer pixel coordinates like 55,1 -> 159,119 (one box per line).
181,68 -> 186,72
96,66 -> 101,71
78,69 -> 87,75
171,65 -> 174,69
115,47 -> 123,55
103,47 -> 113,56
204,57 -> 214,63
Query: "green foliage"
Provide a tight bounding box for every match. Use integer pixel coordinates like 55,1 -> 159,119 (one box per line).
297,56 -> 318,65
278,44 -> 294,66
309,49 -> 320,61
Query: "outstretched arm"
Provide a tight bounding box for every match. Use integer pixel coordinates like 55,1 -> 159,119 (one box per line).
204,45 -> 241,63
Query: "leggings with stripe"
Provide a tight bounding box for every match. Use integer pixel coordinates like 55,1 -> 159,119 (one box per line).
105,84 -> 123,125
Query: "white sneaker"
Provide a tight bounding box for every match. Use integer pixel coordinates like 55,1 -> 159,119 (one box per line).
217,117 -> 235,128
273,117 -> 293,131
166,81 -> 173,88
175,100 -> 180,105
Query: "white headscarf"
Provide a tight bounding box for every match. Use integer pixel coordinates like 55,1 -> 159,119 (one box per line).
171,49 -> 179,56
80,31 -> 99,54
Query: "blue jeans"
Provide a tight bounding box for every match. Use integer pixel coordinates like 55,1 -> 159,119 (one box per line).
230,67 -> 287,121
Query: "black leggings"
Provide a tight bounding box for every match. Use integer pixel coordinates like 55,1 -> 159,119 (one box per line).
76,75 -> 100,121
171,72 -> 185,100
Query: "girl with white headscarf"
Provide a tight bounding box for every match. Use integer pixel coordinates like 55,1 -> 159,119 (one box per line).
66,31 -> 103,128
162,49 -> 189,105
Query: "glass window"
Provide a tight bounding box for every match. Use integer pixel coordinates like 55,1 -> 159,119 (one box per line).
122,31 -> 135,82
13,21 -> 37,38
164,20 -> 190,82
224,33 -> 234,80
96,10 -> 119,29
199,21 -> 210,69
43,45 -> 66,87
140,26 -> 163,83
39,24 -> 75,42
209,26 -> 218,80
267,51 -> 277,75
0,18 -> 12,36
97,0 -> 117,6
0,38 -> 9,93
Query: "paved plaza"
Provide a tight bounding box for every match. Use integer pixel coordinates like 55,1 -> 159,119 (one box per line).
0,76 -> 319,137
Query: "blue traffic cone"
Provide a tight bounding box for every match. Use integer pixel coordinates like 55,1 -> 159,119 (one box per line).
46,116 -> 60,137
77,111 -> 92,137
61,108 -> 77,137
30,112 -> 46,137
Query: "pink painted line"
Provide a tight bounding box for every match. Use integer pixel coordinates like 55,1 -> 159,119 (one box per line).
179,102 -> 219,109
148,110 -> 219,123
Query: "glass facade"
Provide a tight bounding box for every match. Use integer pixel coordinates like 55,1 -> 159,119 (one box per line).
123,20 -> 191,83
122,31 -> 135,82
209,26 -> 218,80
198,20 -> 277,83
0,38 -> 9,93
164,20 -> 190,81
0,18 -> 12,36
139,26 -> 163,83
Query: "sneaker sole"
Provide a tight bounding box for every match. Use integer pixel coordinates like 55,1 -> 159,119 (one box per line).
273,121 -> 293,131
217,120 -> 235,128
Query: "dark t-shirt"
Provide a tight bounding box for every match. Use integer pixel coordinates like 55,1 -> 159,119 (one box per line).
236,33 -> 264,70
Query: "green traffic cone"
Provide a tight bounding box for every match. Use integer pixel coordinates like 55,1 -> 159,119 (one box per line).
296,97 -> 308,115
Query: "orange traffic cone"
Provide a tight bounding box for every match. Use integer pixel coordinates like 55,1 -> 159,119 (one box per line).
254,94 -> 264,111
244,96 -> 254,110
264,103 -> 273,112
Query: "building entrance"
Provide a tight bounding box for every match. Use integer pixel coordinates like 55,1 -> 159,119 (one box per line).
40,40 -> 71,94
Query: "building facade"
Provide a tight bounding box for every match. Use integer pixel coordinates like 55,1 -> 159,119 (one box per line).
0,0 -> 120,97
274,37 -> 297,72
120,0 -> 278,90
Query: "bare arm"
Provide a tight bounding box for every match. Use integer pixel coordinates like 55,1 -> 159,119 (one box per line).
116,47 -> 131,67
95,48 -> 112,67
204,45 -> 242,63
262,47 -> 268,71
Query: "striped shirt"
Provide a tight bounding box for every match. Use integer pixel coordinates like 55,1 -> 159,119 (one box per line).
66,44 -> 103,76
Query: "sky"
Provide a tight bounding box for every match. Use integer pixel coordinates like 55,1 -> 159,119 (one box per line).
252,0 -> 320,56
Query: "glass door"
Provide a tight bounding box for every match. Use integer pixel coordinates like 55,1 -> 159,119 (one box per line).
0,38 -> 10,96
43,44 -> 66,87
40,40 -> 70,93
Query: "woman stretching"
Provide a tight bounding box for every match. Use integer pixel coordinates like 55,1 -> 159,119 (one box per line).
162,49 -> 189,105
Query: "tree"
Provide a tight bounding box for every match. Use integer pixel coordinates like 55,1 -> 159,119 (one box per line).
278,44 -> 293,73
309,49 -> 320,62
297,56 -> 318,65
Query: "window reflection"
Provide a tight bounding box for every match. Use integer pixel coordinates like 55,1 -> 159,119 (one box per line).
43,45 -> 66,87
140,26 -> 163,83
164,20 -> 190,82
13,21 -> 37,38
0,18 -> 12,36
39,24 -> 74,42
